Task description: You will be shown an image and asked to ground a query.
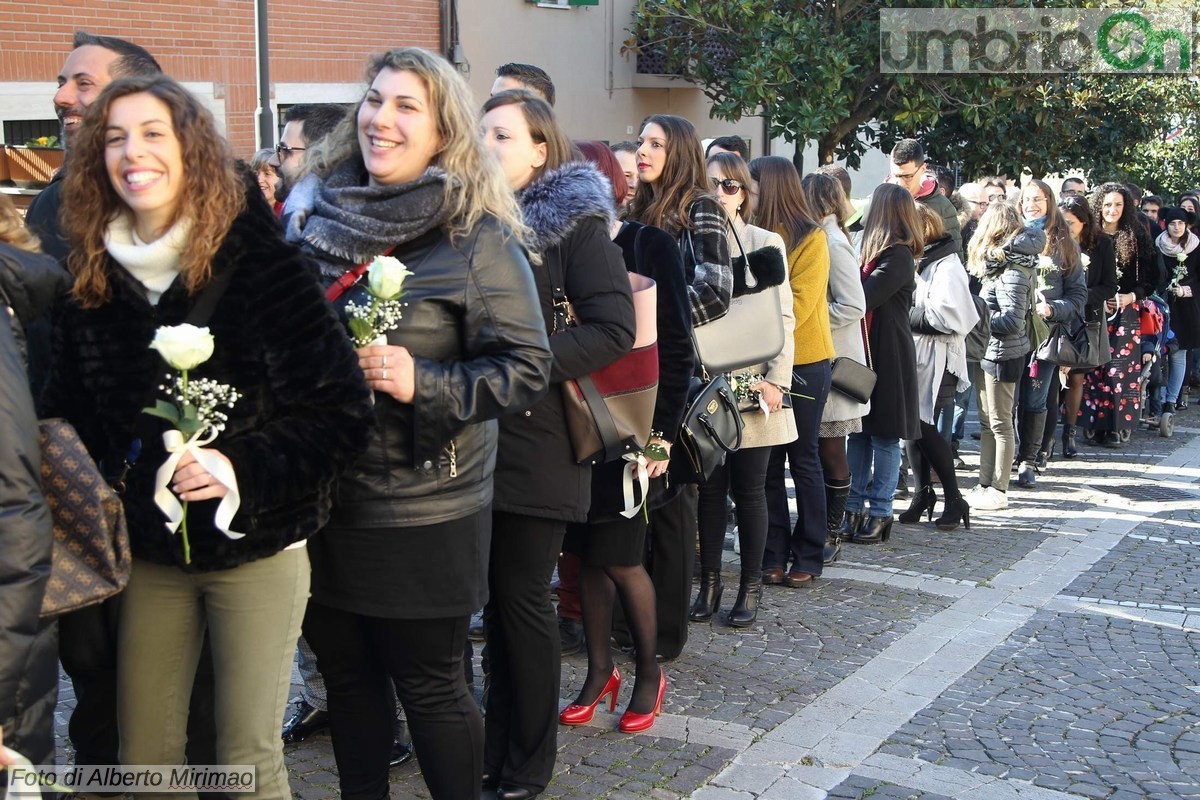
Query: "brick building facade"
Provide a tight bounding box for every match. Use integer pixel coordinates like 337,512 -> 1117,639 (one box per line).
0,0 -> 443,157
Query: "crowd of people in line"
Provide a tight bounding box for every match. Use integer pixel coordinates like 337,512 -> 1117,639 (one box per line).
2,32 -> 1199,800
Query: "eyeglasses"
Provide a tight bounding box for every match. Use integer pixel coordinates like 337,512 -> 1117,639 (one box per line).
275,143 -> 306,160
968,199 -> 989,207
710,177 -> 743,196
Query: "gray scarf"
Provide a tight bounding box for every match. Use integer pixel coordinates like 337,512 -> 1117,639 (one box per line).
288,158 -> 448,277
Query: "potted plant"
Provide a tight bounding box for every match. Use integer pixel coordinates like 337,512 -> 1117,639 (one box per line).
7,136 -> 64,187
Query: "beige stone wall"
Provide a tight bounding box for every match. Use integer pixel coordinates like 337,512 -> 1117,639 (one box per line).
457,0 -> 763,152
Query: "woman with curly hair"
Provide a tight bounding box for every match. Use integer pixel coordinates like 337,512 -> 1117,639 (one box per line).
1081,183 -> 1158,447
44,74 -> 374,799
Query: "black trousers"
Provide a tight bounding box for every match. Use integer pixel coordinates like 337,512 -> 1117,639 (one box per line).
59,596 -> 218,775
698,446 -> 772,582
304,602 -> 481,800
482,512 -> 565,793
614,484 -> 696,660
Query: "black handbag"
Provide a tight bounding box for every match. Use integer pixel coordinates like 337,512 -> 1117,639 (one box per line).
830,318 -> 877,404
671,373 -> 744,484
1036,319 -> 1092,368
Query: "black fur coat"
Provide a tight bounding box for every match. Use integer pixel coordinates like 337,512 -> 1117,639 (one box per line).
42,199 -> 374,572
493,162 -> 635,522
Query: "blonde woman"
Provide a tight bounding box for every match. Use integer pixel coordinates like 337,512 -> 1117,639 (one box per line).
966,202 -> 1044,511
288,48 -> 552,799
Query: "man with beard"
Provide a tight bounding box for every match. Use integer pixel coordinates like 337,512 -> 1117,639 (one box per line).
25,32 -> 162,263
267,103 -> 348,205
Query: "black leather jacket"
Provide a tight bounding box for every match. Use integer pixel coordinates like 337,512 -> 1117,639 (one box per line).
325,217 -> 553,529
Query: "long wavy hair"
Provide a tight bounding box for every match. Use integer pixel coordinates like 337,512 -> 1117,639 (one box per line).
625,114 -> 713,235
63,75 -> 243,309
307,47 -> 526,243
967,200 -> 1025,278
0,195 -> 42,253
1091,182 -> 1144,269
1058,194 -> 1102,254
860,183 -> 923,267
1021,178 -> 1080,276
749,156 -> 818,251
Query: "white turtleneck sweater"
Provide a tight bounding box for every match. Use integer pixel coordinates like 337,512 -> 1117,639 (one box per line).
104,215 -> 192,305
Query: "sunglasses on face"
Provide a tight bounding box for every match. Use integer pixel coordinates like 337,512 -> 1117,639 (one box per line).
275,143 -> 306,160
710,177 -> 743,196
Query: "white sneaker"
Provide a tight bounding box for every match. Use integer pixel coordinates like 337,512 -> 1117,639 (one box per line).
972,486 -> 1009,511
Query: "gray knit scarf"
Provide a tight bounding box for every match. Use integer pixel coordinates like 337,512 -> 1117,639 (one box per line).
290,158 -> 448,277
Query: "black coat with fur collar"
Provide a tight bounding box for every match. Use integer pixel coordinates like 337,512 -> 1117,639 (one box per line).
41,198 -> 374,572
493,162 -> 635,522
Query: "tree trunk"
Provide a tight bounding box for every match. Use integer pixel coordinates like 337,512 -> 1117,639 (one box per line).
792,147 -> 803,175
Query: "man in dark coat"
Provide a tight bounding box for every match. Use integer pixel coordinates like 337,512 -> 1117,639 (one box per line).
0,274 -> 56,773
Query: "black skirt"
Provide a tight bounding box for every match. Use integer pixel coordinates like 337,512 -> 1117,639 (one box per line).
564,514 -> 648,568
308,510 -> 490,619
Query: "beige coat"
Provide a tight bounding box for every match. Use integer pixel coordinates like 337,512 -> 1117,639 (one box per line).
726,217 -> 798,449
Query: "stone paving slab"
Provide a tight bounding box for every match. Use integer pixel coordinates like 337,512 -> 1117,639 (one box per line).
48,412 -> 1200,799
882,609 -> 1200,800
1059,531 -> 1200,609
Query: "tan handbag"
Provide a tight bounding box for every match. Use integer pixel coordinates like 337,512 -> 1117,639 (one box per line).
38,418 -> 132,618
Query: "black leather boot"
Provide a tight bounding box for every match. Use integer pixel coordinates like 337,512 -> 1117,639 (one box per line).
852,515 -> 893,545
727,578 -> 761,628
1015,410 -> 1046,487
823,478 -> 850,564
840,510 -> 865,540
688,570 -> 724,622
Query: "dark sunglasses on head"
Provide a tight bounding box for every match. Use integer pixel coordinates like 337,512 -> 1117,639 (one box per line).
710,177 -> 743,196
275,143 -> 307,159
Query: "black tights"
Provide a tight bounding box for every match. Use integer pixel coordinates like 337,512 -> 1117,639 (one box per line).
578,561 -> 661,715
819,435 -> 850,480
905,420 -> 963,503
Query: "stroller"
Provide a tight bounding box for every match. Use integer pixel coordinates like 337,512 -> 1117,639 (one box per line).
1141,293 -> 1175,437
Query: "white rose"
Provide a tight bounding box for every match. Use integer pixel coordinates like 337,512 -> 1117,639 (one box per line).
367,256 -> 412,300
1037,255 -> 1055,270
1080,252 -> 1091,268
1179,253 -> 1188,263
149,324 -> 215,370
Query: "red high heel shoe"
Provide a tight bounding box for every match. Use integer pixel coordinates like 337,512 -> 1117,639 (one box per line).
618,669 -> 667,733
559,666 -> 621,725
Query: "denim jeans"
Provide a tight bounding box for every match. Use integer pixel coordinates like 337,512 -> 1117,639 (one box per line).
764,360 -> 832,575
846,433 -> 902,518
1166,347 -> 1188,405
1017,359 -> 1054,412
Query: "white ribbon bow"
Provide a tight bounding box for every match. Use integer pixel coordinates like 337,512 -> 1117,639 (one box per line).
620,452 -> 651,519
154,428 -> 244,539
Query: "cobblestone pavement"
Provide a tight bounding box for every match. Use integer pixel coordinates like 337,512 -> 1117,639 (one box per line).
54,411 -> 1200,798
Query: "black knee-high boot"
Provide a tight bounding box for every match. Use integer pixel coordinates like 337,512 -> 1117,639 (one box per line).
823,477 -> 850,564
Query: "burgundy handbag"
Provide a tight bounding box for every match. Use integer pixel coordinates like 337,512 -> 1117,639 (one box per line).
558,271 -> 660,464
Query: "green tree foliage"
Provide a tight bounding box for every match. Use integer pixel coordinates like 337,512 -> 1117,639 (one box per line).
627,0 -> 1200,188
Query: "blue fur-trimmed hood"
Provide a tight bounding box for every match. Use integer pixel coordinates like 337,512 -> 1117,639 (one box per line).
519,161 -> 616,254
